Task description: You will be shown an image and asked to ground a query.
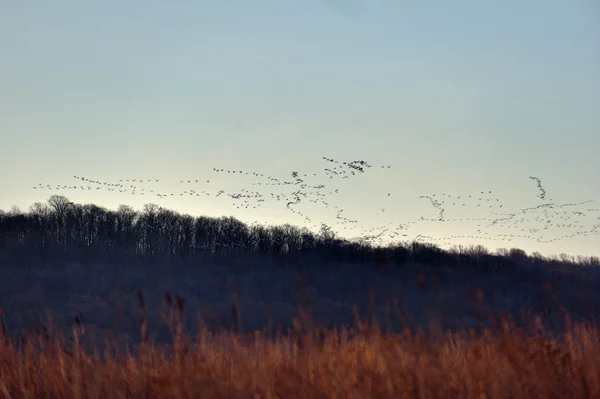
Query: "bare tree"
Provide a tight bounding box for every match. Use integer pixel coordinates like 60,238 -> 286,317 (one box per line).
47,195 -> 72,218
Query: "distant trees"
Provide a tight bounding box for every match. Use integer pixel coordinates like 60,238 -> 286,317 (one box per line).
0,196 -> 595,272
0,197 -> 375,263
508,248 -> 528,261
496,248 -> 509,257
318,224 -> 336,246
47,195 -> 72,217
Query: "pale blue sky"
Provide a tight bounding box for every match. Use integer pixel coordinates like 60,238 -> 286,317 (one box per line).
1,1 -> 599,257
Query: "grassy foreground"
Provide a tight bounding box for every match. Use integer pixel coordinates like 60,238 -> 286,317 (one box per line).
1,293 -> 599,399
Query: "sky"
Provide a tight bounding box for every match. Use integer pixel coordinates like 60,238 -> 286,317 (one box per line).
1,1 -> 599,258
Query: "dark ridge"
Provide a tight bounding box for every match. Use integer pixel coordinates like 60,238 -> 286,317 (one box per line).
0,195 -> 599,355
0,195 -> 598,272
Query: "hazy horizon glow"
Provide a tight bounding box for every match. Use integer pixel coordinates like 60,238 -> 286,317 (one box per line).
1,1 -> 598,257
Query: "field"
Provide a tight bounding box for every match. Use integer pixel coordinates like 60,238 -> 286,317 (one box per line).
1,255 -> 599,398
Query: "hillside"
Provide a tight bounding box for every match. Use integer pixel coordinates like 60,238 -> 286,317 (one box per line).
0,196 -> 598,348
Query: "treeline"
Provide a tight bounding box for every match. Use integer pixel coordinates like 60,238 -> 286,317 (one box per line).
0,195 -> 598,271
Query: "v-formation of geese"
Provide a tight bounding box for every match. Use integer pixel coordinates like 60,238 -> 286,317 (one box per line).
31,160 -> 599,247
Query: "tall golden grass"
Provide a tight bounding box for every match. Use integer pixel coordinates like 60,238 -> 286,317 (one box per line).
0,275 -> 599,398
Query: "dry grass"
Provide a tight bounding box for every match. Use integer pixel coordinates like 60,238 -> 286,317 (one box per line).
0,277 -> 599,399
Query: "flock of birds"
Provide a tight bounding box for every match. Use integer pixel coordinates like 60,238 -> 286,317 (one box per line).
30,157 -> 600,249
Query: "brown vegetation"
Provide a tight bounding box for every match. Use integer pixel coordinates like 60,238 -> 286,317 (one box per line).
0,280 -> 599,399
